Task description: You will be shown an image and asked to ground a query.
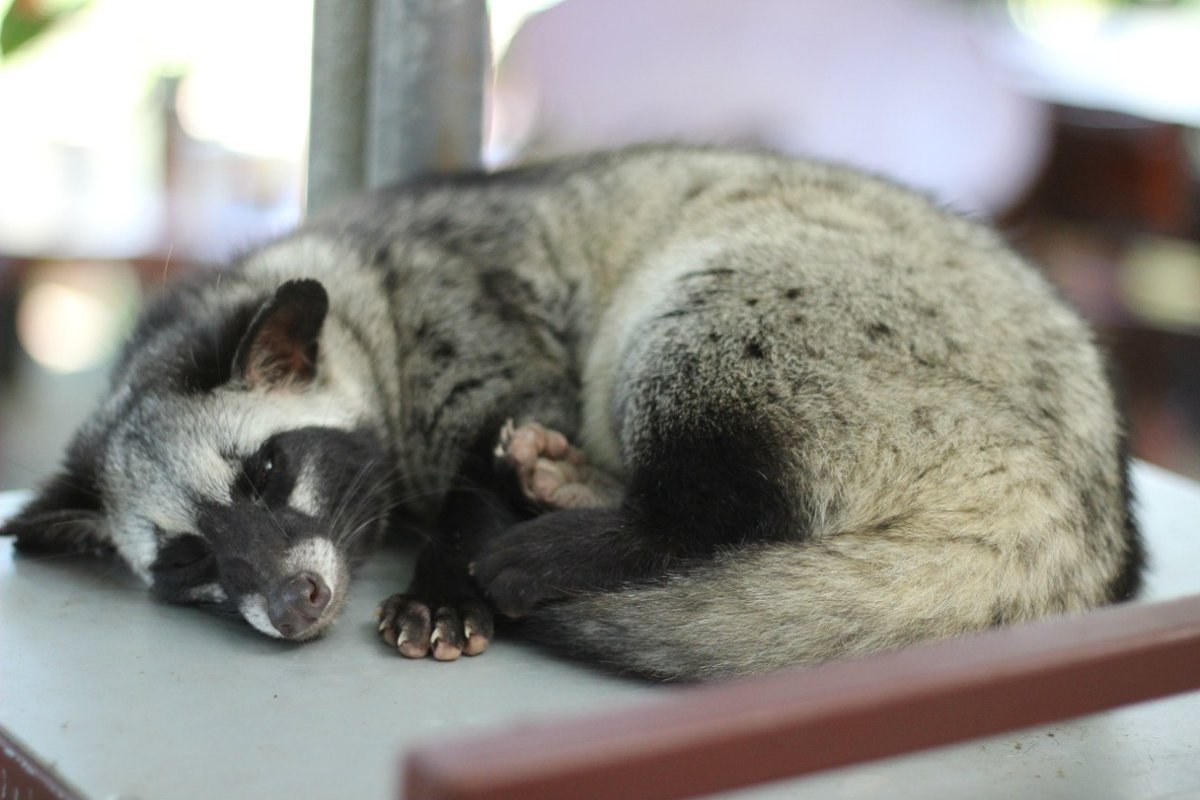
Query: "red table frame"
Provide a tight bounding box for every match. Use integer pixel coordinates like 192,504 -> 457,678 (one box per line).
405,593 -> 1200,800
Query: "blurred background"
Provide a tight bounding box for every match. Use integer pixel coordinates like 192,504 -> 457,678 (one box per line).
0,0 -> 1197,492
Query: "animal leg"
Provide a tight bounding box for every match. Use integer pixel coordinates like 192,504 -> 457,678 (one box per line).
378,544 -> 494,660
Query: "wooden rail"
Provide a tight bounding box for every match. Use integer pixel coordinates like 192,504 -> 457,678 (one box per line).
0,724 -> 84,800
404,593 -> 1200,800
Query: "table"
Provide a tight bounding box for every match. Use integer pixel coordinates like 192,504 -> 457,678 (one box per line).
2,462 -> 1198,799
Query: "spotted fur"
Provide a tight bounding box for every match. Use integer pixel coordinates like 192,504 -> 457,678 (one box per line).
1,145 -> 1140,677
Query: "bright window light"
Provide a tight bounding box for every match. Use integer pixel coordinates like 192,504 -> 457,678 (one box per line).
16,264 -> 140,374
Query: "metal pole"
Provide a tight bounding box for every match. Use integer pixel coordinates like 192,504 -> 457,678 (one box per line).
367,0 -> 490,189
307,0 -> 372,214
307,0 -> 489,213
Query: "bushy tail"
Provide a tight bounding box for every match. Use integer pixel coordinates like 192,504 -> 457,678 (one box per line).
521,525 -> 1095,681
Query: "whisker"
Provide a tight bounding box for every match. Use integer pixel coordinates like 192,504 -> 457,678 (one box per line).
0,456 -> 105,502
333,470 -> 400,545
161,245 -> 175,285
328,459 -> 392,536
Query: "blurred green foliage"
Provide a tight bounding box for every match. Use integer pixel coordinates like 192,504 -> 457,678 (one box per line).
1,0 -> 89,58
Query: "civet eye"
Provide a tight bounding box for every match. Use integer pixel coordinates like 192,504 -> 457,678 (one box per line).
242,442 -> 278,500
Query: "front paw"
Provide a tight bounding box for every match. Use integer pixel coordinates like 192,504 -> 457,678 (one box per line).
376,593 -> 493,661
471,508 -> 625,618
470,516 -> 572,619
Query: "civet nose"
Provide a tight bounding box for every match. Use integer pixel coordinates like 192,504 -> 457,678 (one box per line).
267,571 -> 332,638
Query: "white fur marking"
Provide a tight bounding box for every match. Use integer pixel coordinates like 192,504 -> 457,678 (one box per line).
288,460 -> 323,517
118,521 -> 161,584
581,238 -> 726,473
239,594 -> 283,638
282,538 -> 341,595
186,583 -> 228,603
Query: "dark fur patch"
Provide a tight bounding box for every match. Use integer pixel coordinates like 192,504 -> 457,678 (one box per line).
187,427 -> 391,602
1098,342 -> 1144,603
150,534 -> 218,603
866,322 -> 893,341
424,378 -> 488,437
473,409 -> 798,620
233,437 -> 296,508
183,301 -> 266,392
114,272 -> 262,395
1106,437 -> 1145,602
399,421 -> 533,622
478,269 -> 540,326
473,508 -> 650,617
624,414 -> 797,558
2,440 -> 108,553
441,423 -> 535,539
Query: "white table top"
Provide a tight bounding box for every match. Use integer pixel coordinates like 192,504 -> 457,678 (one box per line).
2,462 -> 1199,800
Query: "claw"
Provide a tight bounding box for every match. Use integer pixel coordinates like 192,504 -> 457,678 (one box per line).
494,418 -> 517,459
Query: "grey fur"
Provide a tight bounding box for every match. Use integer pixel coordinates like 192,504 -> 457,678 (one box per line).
3,145 -> 1139,679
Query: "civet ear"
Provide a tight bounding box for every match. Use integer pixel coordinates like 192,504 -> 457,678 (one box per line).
232,279 -> 330,389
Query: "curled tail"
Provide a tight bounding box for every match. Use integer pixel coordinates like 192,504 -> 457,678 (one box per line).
520,514 -> 1127,681
489,416 -> 1137,680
